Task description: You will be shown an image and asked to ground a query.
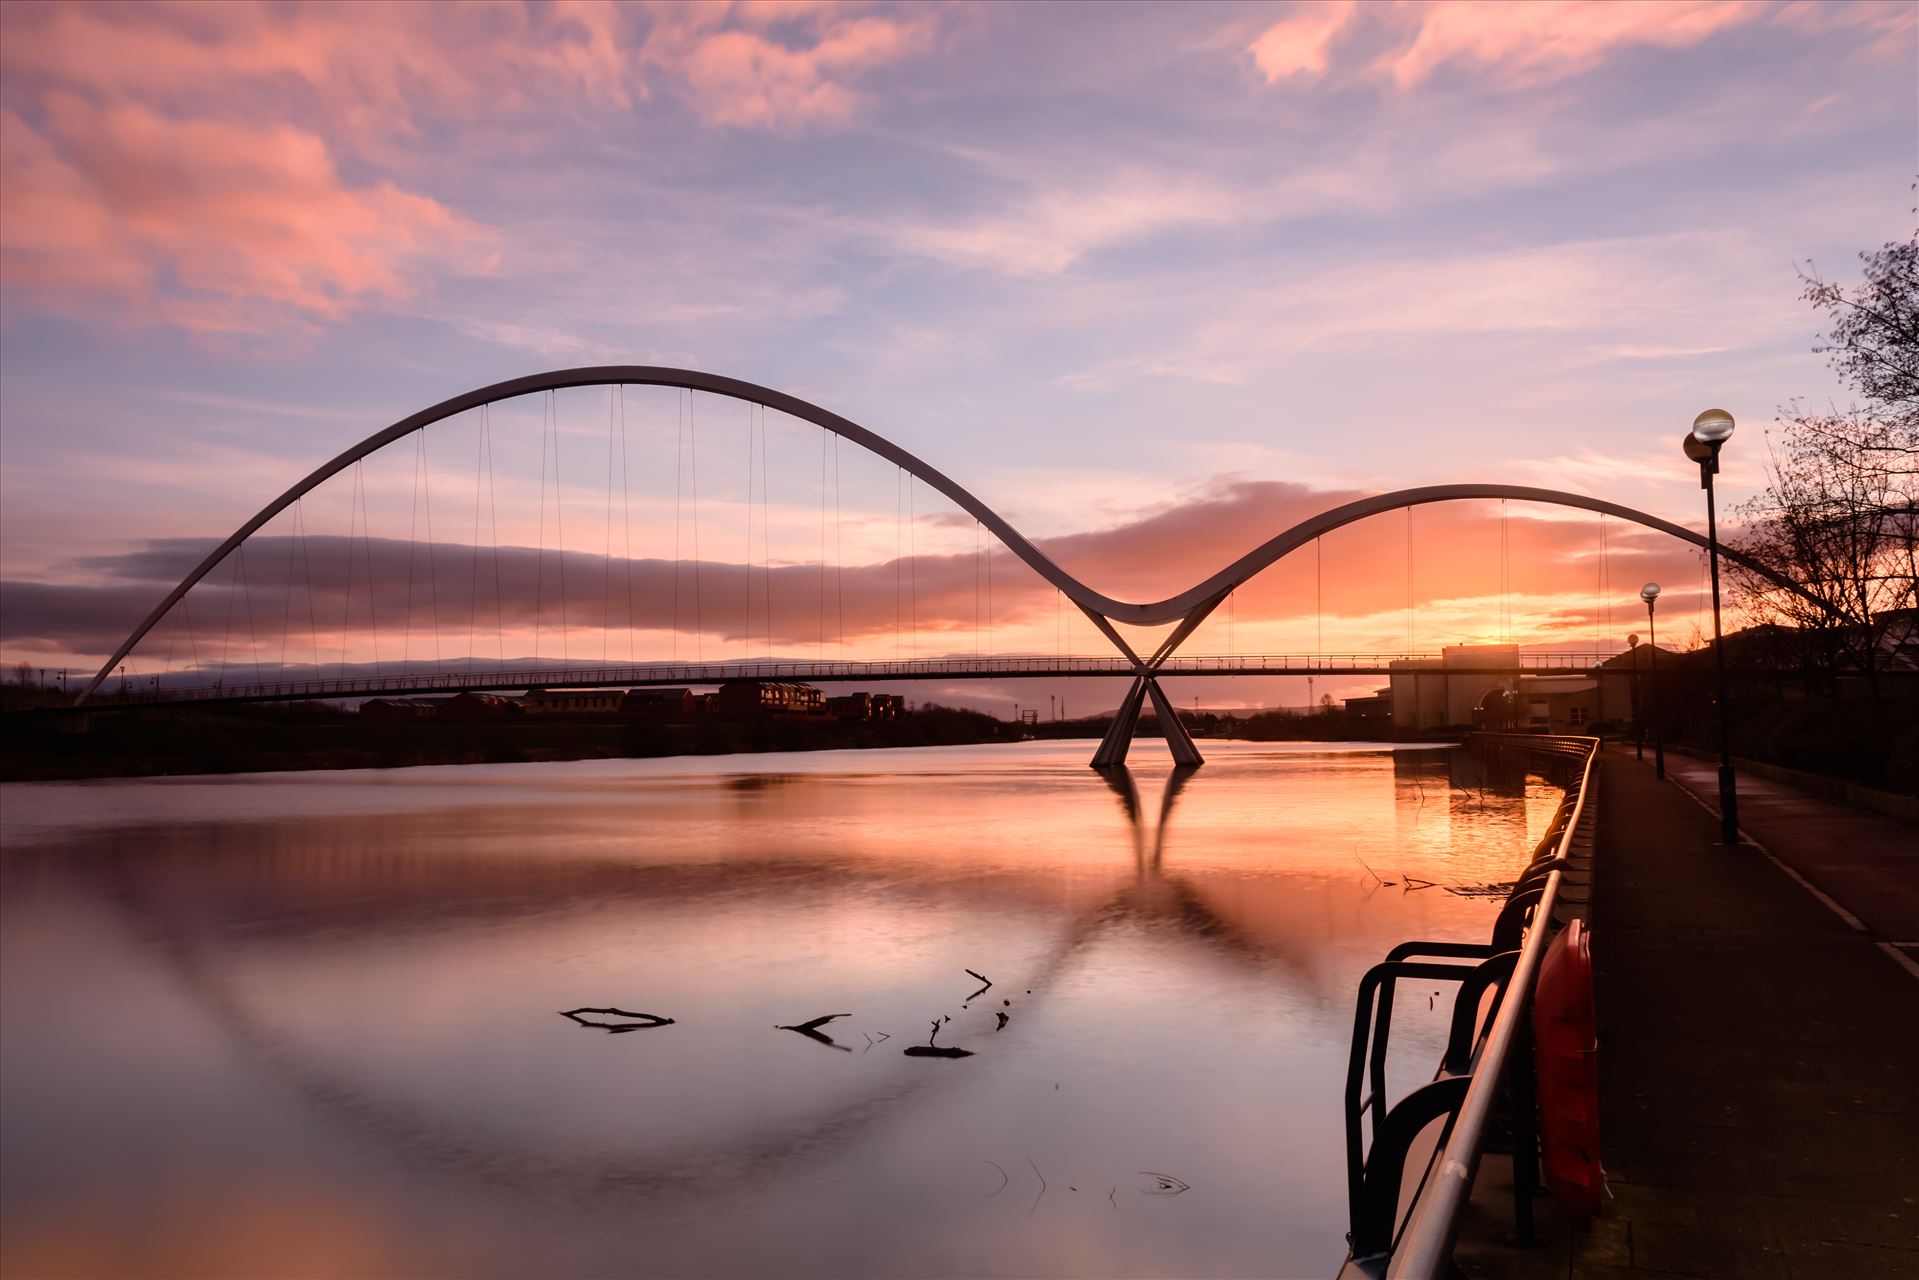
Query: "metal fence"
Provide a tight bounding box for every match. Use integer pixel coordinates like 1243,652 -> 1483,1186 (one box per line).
1382,733 -> 1596,1278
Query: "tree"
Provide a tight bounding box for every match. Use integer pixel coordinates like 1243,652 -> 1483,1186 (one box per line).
1790,223 -> 1918,485
1732,428 -> 1912,697
1734,215 -> 1918,705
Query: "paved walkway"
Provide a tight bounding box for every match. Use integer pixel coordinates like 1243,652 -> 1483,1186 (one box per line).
1574,747 -> 1919,1279
1653,750 -> 1919,972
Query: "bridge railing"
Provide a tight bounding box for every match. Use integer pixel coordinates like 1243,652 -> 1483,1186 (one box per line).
80,651 -> 1625,708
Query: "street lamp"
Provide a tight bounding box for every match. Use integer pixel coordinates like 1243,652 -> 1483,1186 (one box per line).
1627,632 -> 1642,761
1687,408 -> 1739,844
1640,584 -> 1663,779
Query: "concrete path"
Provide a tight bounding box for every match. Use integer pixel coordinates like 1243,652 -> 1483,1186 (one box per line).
1576,748 -> 1919,1279
1653,750 -> 1919,974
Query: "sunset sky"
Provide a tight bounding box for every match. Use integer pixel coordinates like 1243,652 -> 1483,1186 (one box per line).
1,1 -> 1914,711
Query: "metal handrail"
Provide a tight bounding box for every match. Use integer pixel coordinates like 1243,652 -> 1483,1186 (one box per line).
1384,733 -> 1598,1280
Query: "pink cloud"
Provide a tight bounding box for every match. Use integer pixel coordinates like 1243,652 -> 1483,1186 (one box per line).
1247,1 -> 1358,83
1247,2 -> 1766,93
1381,1 -> 1761,90
0,1 -> 939,333
669,8 -> 939,130
1,97 -> 497,334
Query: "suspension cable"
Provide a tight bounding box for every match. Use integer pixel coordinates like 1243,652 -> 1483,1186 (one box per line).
234,539 -> 262,684
620,386 -> 634,665
819,424 -> 827,662
673,391 -> 683,662
340,466 -> 358,679
908,473 -> 917,660
1316,535 -> 1323,656
761,404 -> 772,662
834,434 -> 844,659
279,505 -> 298,678
690,390 -> 703,662
299,499 -> 319,674
535,395 -> 549,665
220,542 -> 240,684
404,433 -> 422,670
745,401 -> 755,660
468,408 -> 484,668
485,405 -> 505,666
895,467 -> 903,663
1405,506 -> 1414,653
422,425 -> 440,673
604,385 -> 617,668
552,390 -> 569,669
360,459 -> 380,679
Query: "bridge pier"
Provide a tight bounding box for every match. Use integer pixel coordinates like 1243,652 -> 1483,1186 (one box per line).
1089,675 -> 1203,769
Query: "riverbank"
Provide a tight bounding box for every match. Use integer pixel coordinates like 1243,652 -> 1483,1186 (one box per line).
0,703 -> 1021,781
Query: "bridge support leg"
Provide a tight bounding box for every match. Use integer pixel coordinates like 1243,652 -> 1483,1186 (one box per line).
1089,676 -> 1204,769
1091,677 -> 1149,769
1144,677 -> 1205,768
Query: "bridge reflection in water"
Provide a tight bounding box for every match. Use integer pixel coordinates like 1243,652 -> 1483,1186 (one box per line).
0,743 -> 1558,1278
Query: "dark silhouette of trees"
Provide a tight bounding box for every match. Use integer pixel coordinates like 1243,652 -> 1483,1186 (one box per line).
1733,217 -> 1917,702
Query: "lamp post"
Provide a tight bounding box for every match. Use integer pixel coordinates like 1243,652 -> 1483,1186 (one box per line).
1688,408 -> 1740,845
1640,584 -> 1663,779
1628,632 -> 1642,761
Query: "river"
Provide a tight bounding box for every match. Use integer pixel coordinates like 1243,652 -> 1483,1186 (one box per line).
0,740 -> 1562,1278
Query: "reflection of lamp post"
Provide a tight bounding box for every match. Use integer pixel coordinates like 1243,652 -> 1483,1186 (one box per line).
1628,632 -> 1642,761
1640,585 -> 1663,779
1688,408 -> 1740,845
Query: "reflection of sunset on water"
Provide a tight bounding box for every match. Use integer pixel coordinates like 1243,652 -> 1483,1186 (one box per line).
2,742 -> 1560,1278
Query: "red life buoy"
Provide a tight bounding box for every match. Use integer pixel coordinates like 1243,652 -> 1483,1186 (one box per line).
1533,918 -> 1603,1221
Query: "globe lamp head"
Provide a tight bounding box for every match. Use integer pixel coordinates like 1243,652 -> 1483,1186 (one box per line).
1691,408 -> 1735,444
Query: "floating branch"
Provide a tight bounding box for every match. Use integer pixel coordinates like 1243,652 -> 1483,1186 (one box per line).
1444,880 -> 1515,898
1138,1171 -> 1190,1195
983,1160 -> 1009,1199
1352,852 -> 1395,887
560,1007 -> 675,1033
1027,1156 -> 1047,1216
964,968 -> 994,1002
904,1015 -> 973,1058
777,1013 -> 853,1052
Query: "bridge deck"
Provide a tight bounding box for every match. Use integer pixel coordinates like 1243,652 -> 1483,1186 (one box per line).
73,652 -> 1624,710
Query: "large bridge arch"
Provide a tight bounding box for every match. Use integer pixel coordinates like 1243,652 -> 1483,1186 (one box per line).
79,367 -> 1827,727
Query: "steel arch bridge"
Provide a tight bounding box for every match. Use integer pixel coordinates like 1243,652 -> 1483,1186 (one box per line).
74,366 -> 1821,767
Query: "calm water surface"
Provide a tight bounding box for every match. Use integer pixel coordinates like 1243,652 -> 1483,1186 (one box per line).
1,741 -> 1561,1279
